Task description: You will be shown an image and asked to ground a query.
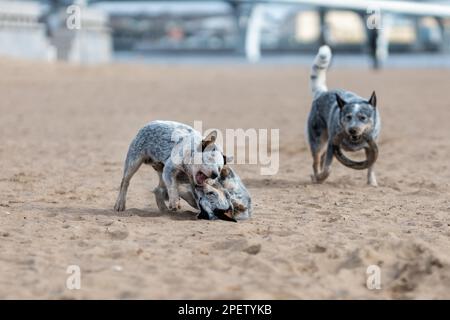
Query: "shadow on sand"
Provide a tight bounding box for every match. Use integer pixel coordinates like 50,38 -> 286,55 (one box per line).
40,205 -> 199,221
242,177 -> 310,189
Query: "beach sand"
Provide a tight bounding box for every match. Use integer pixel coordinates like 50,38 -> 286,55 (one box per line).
0,59 -> 449,299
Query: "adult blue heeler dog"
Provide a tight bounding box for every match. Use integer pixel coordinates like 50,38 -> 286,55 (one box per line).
306,46 -> 381,186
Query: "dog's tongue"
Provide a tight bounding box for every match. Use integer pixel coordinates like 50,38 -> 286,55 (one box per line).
195,172 -> 207,185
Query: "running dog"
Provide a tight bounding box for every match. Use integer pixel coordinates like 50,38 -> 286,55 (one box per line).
114,120 -> 231,213
306,46 -> 381,186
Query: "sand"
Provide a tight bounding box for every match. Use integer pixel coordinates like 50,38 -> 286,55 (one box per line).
0,58 -> 449,299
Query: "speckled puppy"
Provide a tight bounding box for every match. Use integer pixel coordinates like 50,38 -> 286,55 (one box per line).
217,165 -> 252,220
114,120 -> 231,212
158,164 -> 252,222
306,46 -> 381,186
152,164 -> 235,221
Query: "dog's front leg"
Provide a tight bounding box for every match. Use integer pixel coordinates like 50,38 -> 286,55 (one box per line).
367,166 -> 378,187
313,142 -> 334,183
365,149 -> 378,186
178,184 -> 198,209
162,162 -> 181,211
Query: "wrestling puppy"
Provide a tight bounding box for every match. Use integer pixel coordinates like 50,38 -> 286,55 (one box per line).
152,163 -> 235,221
114,120 -> 231,212
156,164 -> 252,222
217,165 -> 252,220
306,46 -> 381,186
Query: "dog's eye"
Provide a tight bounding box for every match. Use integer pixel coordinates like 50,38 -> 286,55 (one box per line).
359,115 -> 367,121
206,191 -> 215,197
346,115 -> 352,121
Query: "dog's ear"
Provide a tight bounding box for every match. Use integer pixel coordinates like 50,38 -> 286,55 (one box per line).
220,165 -> 231,178
201,130 -> 217,151
368,91 -> 377,108
335,94 -> 347,110
223,154 -> 233,165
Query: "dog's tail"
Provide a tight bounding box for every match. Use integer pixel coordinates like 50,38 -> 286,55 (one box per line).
310,45 -> 332,98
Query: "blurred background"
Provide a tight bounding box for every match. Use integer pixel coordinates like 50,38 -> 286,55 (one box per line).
0,0 -> 449,68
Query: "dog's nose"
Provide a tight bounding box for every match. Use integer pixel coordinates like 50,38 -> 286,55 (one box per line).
210,172 -> 218,179
349,128 -> 358,135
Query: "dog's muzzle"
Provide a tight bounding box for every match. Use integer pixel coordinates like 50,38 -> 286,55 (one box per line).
332,132 -> 378,170
349,135 -> 362,143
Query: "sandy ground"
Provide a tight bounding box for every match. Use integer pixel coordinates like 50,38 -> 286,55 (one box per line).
0,58 -> 449,299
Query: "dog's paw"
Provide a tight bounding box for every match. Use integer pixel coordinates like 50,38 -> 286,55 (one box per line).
114,200 -> 126,212
311,174 -> 325,184
314,169 -> 330,184
368,180 -> 378,187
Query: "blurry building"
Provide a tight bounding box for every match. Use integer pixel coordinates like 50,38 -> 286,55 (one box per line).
0,0 -> 448,62
286,9 -> 445,52
0,0 -> 112,63
0,1 -> 55,60
95,2 -> 235,52
93,1 -> 448,54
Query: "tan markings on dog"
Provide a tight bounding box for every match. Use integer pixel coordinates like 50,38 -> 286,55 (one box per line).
223,211 -> 234,220
232,200 -> 247,213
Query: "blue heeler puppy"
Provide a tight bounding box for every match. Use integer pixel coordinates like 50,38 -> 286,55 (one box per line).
160,164 -> 252,222
306,46 -> 381,186
114,120 -> 232,212
152,164 -> 235,221
217,165 -> 252,220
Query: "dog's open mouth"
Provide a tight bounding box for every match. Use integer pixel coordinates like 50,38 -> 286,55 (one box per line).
195,171 -> 208,185
350,135 -> 362,143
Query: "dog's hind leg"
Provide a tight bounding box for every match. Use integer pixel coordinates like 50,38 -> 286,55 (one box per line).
306,110 -> 328,183
311,151 -> 322,183
154,170 -> 169,212
320,152 -> 326,171
114,155 -> 144,211
308,127 -> 327,183
366,150 -> 378,187
314,142 -> 334,183
162,161 -> 181,211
